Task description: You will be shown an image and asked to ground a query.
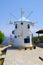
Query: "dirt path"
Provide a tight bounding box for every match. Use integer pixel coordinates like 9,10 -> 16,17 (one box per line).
3,47 -> 43,65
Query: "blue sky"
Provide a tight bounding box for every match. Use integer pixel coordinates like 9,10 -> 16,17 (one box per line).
0,0 -> 43,36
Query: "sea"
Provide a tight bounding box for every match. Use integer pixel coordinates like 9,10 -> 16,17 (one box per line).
2,37 -> 10,45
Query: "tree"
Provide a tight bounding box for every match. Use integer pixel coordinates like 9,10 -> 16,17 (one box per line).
0,31 -> 5,44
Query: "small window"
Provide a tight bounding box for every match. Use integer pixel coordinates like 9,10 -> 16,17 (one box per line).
14,36 -> 17,38
27,24 -> 30,29
21,22 -> 23,25
12,30 -> 14,34
15,24 -> 17,29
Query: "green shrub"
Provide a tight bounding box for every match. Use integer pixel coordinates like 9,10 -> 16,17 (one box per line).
0,31 -> 5,44
32,35 -> 43,44
32,36 -> 38,44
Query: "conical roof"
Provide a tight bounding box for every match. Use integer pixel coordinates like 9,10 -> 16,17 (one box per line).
18,17 -> 30,21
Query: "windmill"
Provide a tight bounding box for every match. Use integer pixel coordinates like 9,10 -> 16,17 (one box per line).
8,9 -> 37,47
9,9 -> 35,36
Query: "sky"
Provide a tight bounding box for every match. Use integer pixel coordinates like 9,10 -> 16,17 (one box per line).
0,0 -> 43,36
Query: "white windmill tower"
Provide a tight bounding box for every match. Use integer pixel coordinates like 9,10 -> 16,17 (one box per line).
9,9 -> 35,48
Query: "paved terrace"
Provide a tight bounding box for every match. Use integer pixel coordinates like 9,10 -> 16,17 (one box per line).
3,47 -> 43,65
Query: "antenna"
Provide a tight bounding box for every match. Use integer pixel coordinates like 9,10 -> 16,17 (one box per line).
21,8 -> 25,21
26,11 -> 33,19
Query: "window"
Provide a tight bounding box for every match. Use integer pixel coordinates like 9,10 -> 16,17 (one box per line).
24,36 -> 30,43
15,24 -> 17,29
24,38 -> 30,43
27,24 -> 30,29
21,22 -> 23,25
12,30 -> 14,34
14,36 -> 17,38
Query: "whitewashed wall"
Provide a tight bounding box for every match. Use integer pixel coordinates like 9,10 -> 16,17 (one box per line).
13,21 -> 33,47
